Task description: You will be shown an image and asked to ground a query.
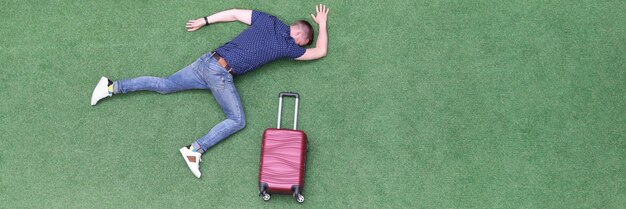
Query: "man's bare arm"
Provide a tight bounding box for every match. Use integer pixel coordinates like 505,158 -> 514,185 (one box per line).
297,4 -> 329,61
186,9 -> 252,32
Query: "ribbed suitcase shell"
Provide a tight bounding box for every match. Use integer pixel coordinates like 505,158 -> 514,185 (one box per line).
259,128 -> 307,194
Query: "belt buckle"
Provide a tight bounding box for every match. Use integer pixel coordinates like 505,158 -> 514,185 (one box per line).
211,51 -> 236,76
217,58 -> 228,68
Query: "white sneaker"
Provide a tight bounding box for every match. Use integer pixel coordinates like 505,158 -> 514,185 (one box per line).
179,147 -> 202,178
91,76 -> 112,106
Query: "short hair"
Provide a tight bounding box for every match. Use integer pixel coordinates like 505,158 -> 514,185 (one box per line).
293,20 -> 314,46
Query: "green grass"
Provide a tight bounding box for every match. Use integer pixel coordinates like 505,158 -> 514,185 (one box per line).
1,0 -> 625,208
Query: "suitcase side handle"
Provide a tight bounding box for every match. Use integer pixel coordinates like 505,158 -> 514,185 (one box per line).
277,92 -> 299,130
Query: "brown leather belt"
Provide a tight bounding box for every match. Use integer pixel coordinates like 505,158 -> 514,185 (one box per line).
211,52 -> 236,77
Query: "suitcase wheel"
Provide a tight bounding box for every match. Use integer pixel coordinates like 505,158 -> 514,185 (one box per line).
259,183 -> 271,202
261,192 -> 271,201
293,187 -> 304,203
294,193 -> 304,203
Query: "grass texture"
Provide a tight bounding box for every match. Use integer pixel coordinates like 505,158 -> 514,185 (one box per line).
1,0 -> 625,208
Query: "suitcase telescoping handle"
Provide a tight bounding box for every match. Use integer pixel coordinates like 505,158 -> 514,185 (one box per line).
277,92 -> 299,130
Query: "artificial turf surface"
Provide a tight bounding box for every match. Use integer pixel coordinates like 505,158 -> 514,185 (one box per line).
1,0 -> 625,208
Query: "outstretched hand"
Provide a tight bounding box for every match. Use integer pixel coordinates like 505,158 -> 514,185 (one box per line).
310,4 -> 329,26
186,18 -> 206,32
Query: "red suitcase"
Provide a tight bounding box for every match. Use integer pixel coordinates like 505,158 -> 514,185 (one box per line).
259,92 -> 307,203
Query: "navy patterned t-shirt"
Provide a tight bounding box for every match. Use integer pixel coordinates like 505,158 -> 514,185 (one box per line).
215,10 -> 306,75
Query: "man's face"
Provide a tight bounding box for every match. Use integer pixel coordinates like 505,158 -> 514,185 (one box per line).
290,25 -> 309,47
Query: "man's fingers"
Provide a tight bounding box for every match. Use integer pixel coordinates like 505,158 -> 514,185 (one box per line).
314,4 -> 330,17
311,14 -> 315,20
320,4 -> 327,14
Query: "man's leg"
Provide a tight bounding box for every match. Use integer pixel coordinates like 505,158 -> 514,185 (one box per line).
193,69 -> 245,152
114,60 -> 208,94
91,57 -> 208,105
180,62 -> 245,178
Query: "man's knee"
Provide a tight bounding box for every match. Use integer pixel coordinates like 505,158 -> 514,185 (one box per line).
155,79 -> 179,94
231,116 -> 246,131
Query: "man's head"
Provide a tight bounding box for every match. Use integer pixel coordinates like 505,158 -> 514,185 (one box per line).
290,20 -> 314,46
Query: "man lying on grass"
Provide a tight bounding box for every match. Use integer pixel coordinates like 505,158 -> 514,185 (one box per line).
91,4 -> 329,178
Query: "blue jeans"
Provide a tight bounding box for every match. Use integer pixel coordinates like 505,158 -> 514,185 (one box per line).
114,52 -> 245,152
